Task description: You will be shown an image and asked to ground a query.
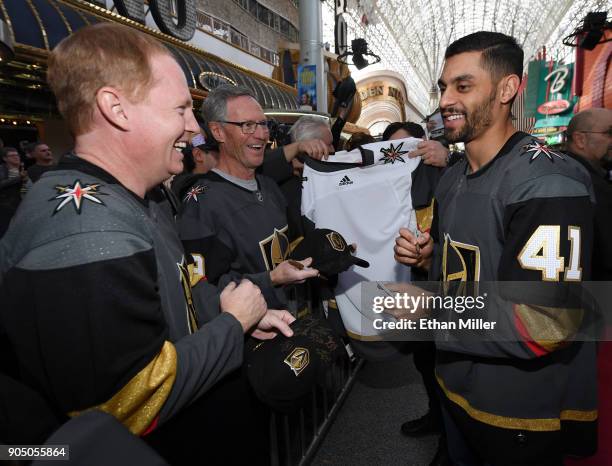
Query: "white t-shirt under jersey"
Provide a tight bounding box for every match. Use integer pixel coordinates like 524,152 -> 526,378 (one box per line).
301,137 -> 422,338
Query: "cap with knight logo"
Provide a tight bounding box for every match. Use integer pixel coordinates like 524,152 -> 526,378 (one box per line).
244,314 -> 347,413
290,228 -> 369,276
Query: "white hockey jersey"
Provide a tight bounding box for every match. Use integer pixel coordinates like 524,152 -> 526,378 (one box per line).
301,137 -> 422,338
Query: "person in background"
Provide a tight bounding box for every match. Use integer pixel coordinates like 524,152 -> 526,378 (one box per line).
0,147 -> 28,237
0,147 -> 25,184
345,132 -> 375,151
25,142 -> 54,182
565,108 -> 612,280
171,131 -> 220,200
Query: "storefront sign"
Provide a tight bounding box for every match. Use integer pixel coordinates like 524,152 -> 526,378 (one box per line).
359,84 -> 405,107
198,72 -> 237,91
526,60 -> 576,120
97,0 -> 196,41
537,99 -> 571,115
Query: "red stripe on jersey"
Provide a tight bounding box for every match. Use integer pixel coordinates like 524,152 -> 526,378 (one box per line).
513,305 -> 549,357
141,416 -> 159,436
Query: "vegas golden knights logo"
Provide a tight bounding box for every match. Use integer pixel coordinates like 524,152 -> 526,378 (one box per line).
177,257 -> 200,334
284,347 -> 310,376
326,231 -> 346,251
442,234 -> 480,296
259,226 -> 290,271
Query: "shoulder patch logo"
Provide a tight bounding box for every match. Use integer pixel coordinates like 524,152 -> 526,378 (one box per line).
380,142 -> 408,164
522,141 -> 564,162
339,175 -> 353,186
183,185 -> 207,203
50,180 -> 107,215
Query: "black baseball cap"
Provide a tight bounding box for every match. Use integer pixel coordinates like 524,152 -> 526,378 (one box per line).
245,314 -> 347,413
291,228 -> 369,276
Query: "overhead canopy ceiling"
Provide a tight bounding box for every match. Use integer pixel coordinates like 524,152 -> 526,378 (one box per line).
323,0 -> 611,115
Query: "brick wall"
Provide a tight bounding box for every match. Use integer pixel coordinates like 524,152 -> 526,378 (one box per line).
576,29 -> 612,111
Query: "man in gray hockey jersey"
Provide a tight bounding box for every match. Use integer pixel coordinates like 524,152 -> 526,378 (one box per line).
0,23 -> 294,456
177,85 -> 318,308
395,31 -> 597,465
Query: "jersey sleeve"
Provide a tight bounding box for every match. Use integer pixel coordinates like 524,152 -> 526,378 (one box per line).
498,184 -> 594,356
1,232 -> 171,434
434,164 -> 595,359
258,147 -> 293,184
300,165 -> 317,222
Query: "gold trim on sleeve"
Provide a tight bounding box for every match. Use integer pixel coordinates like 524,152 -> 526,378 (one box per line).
515,304 -> 583,352
69,340 -> 177,435
415,198 -> 434,233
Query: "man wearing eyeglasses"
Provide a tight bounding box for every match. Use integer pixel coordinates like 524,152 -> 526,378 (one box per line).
178,85 -> 318,309
176,84 -> 319,465
566,107 -> 612,281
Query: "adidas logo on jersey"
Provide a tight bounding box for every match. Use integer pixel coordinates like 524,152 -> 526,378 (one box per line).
338,175 -> 353,186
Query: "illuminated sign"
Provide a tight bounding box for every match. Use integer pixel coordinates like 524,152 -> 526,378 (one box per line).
537,99 -> 571,115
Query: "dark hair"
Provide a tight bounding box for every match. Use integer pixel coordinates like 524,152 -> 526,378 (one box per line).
445,31 -> 523,85
346,132 -> 375,151
1,147 -> 18,158
382,122 -> 425,141
25,141 -> 46,153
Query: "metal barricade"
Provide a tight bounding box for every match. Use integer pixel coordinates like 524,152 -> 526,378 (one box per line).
268,355 -> 364,466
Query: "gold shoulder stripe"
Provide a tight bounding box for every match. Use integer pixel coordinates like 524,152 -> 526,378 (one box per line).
436,374 -> 595,431
69,341 -> 177,435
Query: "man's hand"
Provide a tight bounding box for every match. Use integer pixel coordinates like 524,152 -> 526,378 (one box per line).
283,139 -> 333,162
251,309 -> 296,340
408,140 -> 449,167
394,228 -> 433,270
270,258 -> 319,286
220,280 -> 267,332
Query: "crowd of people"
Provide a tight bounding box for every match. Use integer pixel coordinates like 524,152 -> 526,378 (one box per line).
0,21 -> 610,466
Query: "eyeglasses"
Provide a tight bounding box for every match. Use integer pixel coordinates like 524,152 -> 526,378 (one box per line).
576,128 -> 612,137
219,120 -> 270,134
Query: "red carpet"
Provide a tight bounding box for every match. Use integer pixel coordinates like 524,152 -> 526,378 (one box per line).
566,339 -> 612,466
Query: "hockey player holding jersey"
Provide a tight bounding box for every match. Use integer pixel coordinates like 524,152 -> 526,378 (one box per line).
0,24 -> 295,456
395,32 -> 597,465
